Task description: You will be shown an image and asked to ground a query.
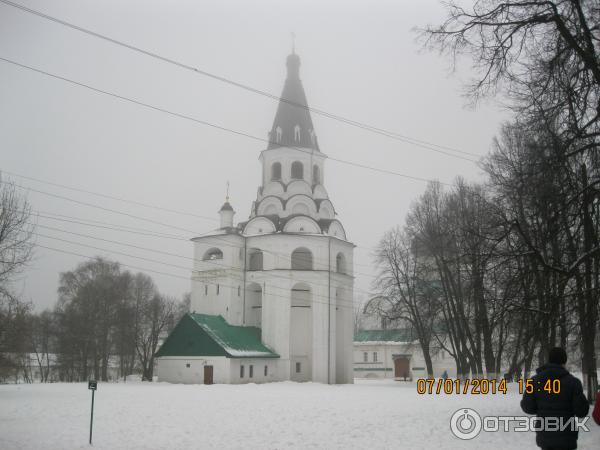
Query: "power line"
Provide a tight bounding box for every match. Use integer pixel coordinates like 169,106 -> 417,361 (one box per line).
0,0 -> 480,161
1,169 -> 218,222
30,221 -> 380,298
0,56 -> 452,186
4,168 -> 383,253
3,177 -> 384,273
34,237 -> 360,310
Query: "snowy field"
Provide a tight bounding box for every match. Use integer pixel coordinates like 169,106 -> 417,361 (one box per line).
1,379 -> 598,450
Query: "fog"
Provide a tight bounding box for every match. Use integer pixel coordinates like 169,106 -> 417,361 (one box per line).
0,0 -> 507,310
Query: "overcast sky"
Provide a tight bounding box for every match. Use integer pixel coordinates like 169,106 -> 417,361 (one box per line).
1,0 -> 508,311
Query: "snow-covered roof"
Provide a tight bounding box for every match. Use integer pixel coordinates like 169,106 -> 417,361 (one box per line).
353,329 -> 416,344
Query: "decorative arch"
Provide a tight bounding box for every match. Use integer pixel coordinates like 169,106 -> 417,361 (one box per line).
283,216 -> 321,234
203,248 -> 223,261
256,196 -> 284,216
291,202 -> 309,215
264,204 -> 278,215
271,162 -> 282,180
291,247 -> 313,270
327,220 -> 347,240
291,161 -> 304,180
285,194 -> 317,217
244,216 -> 277,235
286,180 -> 312,196
261,181 -> 284,197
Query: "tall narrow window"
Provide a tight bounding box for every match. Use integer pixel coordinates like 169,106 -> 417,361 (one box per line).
205,285 -> 208,295
240,365 -> 245,378
373,352 -> 378,362
238,286 -> 241,297
363,352 -> 368,362
291,161 -> 304,179
248,249 -> 264,271
294,125 -> 301,142
275,126 -> 282,143
296,362 -> 301,373
264,365 -> 268,376
249,365 -> 254,378
271,162 -> 282,180
336,253 -> 346,274
216,284 -> 220,295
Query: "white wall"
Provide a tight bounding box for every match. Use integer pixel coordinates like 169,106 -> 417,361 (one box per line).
228,359 -> 279,384
157,357 -> 230,384
353,343 -> 457,379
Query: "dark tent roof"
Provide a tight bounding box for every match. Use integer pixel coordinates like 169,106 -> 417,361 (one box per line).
268,52 -> 320,152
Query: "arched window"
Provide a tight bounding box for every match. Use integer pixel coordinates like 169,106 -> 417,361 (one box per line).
313,165 -> 320,184
248,249 -> 264,271
309,129 -> 316,146
271,162 -> 282,180
276,126 -> 282,143
291,161 -> 304,179
203,248 -> 223,260
336,252 -> 346,274
294,125 -> 301,142
291,247 -> 313,270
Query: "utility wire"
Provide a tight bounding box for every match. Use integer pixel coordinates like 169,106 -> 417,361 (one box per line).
4,168 -> 383,253
0,56 -> 451,186
34,235 -> 360,310
30,221 -> 380,298
1,169 -> 218,222
0,0 -> 480,161
3,177 -> 385,272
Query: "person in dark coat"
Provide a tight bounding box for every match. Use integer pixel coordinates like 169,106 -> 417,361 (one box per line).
521,347 -> 589,450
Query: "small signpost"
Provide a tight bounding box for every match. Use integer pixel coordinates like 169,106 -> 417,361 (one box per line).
88,380 -> 97,445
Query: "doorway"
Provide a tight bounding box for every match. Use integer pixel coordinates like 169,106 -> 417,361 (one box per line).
204,365 -> 213,384
394,357 -> 410,380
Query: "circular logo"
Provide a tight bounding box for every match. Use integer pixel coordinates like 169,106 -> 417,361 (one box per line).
450,408 -> 482,440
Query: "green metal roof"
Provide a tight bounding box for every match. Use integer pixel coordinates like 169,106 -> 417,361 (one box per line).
156,314 -> 279,359
353,329 -> 415,343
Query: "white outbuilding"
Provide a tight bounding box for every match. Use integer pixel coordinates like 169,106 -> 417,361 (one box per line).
156,50 -> 354,384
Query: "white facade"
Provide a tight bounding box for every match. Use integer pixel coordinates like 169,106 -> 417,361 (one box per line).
353,342 -> 457,380
157,357 -> 278,384
159,51 -> 355,384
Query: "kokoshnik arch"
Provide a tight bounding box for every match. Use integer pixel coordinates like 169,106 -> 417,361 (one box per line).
155,51 -> 355,384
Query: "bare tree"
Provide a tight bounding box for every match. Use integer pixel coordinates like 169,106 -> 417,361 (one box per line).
135,292 -> 175,381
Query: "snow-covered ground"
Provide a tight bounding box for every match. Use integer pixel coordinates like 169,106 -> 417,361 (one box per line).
0,379 -> 598,449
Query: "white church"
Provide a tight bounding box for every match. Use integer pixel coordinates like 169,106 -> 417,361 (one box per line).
156,51 -> 355,384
